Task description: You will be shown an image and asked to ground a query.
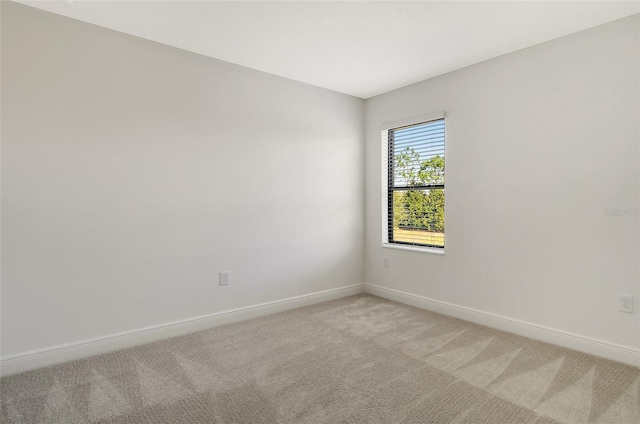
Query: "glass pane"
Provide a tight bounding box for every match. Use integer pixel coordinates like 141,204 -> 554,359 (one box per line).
392,120 -> 444,187
392,189 -> 444,247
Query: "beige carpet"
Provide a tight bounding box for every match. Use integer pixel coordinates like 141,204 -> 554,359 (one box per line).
1,294 -> 639,424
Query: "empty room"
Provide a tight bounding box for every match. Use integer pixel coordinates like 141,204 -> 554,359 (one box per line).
1,1 -> 639,423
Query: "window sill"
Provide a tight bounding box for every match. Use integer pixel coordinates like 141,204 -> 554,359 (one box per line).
382,243 -> 445,255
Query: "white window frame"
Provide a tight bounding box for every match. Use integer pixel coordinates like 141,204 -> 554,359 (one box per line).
381,111 -> 446,255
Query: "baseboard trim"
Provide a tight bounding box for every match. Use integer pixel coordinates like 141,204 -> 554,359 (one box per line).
364,283 -> 640,367
1,283 -> 365,377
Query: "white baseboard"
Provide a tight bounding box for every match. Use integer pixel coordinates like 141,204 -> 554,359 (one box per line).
0,284 -> 365,377
364,283 -> 640,368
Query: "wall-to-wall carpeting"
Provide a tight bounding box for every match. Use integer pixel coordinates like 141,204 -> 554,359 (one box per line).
1,295 -> 638,423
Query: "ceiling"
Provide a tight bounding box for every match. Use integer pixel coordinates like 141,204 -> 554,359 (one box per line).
14,0 -> 640,99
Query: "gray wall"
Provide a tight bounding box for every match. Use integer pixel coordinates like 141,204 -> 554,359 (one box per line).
365,15 -> 639,348
3,1 -> 638,362
1,2 -> 364,356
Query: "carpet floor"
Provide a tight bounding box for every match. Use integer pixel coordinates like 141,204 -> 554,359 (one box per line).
1,294 -> 639,423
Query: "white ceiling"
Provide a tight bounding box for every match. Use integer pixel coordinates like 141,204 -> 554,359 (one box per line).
14,0 -> 640,99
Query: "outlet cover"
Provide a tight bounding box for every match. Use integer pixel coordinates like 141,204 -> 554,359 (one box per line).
219,271 -> 230,286
619,295 -> 633,313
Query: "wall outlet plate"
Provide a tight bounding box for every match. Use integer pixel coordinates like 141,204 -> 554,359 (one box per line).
219,271 -> 230,286
619,295 -> 633,313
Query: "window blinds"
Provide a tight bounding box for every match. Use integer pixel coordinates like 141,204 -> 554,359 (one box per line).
387,118 -> 445,248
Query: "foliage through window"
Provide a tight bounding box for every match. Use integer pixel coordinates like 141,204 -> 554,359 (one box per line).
386,118 -> 445,248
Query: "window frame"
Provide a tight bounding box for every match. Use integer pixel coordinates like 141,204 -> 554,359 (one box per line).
381,112 -> 446,254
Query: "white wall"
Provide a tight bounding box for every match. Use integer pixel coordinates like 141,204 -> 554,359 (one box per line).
2,1 -> 638,367
365,15 -> 640,349
1,2 -> 364,357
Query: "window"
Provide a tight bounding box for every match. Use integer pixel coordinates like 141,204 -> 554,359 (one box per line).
382,114 -> 445,250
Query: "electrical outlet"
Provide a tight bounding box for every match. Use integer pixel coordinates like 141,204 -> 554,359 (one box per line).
619,295 -> 633,313
383,257 -> 388,268
219,271 -> 230,286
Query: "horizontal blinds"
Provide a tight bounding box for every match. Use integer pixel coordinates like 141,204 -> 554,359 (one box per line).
388,118 -> 445,248
390,119 -> 445,188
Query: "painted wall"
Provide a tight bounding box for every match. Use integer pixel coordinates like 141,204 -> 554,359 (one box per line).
1,2 -> 364,356
3,1 -> 638,364
365,15 -> 639,348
